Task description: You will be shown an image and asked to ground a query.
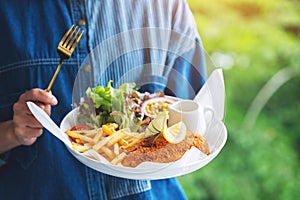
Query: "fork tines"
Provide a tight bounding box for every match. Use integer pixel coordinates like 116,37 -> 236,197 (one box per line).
46,25 -> 84,92
60,24 -> 84,52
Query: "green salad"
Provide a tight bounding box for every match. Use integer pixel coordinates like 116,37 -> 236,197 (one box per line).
76,80 -> 175,133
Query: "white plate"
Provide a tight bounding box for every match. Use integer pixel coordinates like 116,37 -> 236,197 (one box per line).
28,69 -> 227,180
60,108 -> 227,180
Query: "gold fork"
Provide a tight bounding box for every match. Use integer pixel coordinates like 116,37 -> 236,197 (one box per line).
46,25 -> 84,92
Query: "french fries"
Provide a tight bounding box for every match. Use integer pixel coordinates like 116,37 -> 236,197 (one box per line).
65,123 -> 143,165
65,121 -> 210,167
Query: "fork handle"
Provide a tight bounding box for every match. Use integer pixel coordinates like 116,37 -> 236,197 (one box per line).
46,59 -> 63,92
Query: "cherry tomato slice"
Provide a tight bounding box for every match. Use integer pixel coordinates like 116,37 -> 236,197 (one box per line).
70,125 -> 91,131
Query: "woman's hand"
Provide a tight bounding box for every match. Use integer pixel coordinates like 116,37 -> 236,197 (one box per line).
12,88 -> 58,146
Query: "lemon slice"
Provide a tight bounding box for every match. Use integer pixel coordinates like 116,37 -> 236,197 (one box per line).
145,111 -> 168,137
162,121 -> 187,144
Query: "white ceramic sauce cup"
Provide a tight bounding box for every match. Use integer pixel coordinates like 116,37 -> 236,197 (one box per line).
168,100 -> 214,135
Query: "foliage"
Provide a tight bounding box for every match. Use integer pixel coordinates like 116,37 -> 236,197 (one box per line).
178,0 -> 300,199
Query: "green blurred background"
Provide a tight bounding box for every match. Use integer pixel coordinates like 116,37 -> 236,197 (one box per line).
178,0 -> 300,199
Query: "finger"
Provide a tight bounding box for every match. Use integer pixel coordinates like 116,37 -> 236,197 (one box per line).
14,126 -> 43,146
34,102 -> 52,116
13,112 -> 44,129
20,88 -> 58,105
14,99 -> 52,116
13,100 -> 40,117
15,125 -> 43,138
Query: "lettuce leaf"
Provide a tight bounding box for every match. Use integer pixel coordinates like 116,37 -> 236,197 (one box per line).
77,81 -> 140,130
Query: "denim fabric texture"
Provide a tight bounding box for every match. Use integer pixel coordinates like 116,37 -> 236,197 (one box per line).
0,0 -> 205,199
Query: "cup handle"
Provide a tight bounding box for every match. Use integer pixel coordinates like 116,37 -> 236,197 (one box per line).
203,106 -> 215,133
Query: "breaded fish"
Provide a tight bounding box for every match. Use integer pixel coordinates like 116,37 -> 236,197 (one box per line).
121,131 -> 210,167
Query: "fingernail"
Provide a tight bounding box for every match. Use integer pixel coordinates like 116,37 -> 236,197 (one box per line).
51,95 -> 58,104
46,92 -> 58,104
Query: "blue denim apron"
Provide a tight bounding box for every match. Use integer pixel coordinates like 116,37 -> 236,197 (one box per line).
0,0 -> 205,199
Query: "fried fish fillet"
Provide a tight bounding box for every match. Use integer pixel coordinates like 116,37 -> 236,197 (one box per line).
121,131 -> 210,167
